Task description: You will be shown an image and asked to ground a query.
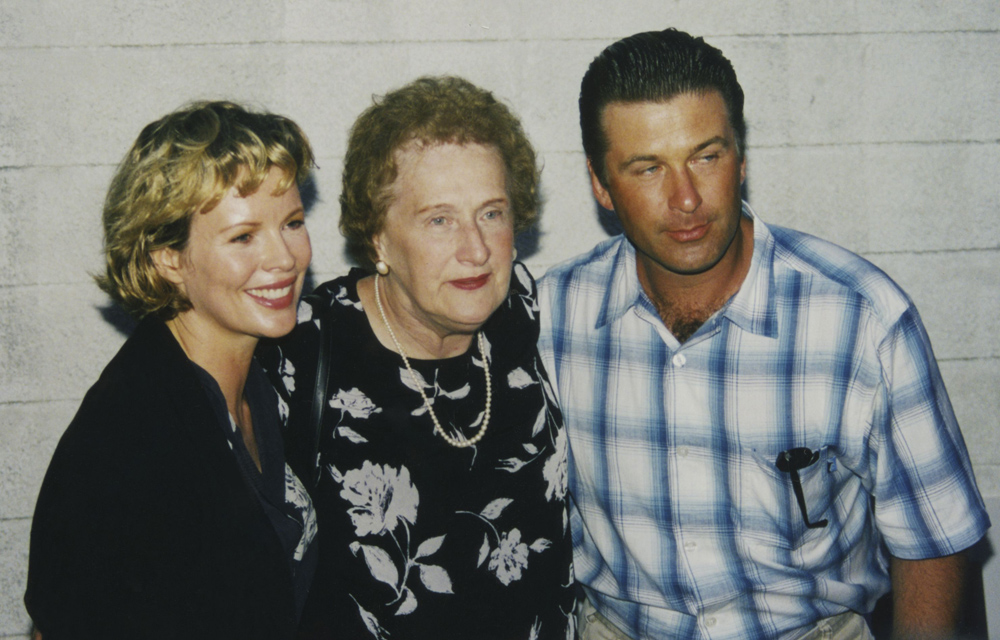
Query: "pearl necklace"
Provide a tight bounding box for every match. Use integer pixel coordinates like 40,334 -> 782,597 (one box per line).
373,273 -> 491,448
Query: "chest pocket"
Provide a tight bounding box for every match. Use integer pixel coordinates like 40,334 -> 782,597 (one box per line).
740,444 -> 846,549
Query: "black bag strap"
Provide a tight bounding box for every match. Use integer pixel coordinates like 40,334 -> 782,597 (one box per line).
304,305 -> 334,487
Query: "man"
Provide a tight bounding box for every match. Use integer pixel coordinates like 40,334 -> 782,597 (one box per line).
538,28 -> 989,639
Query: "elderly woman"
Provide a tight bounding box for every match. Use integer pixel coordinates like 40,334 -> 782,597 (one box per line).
265,77 -> 574,638
25,101 -> 318,640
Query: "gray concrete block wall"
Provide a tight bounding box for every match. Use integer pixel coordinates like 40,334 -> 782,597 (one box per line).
1,1 -> 997,636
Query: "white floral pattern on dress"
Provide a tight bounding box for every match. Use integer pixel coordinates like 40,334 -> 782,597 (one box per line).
489,528 -> 530,585
543,429 -> 568,503
329,387 -> 383,419
335,461 -> 418,537
279,357 -> 296,394
334,461 -> 455,620
335,284 -> 364,310
296,299 -> 313,324
399,367 -> 471,418
508,367 -> 536,389
284,463 -> 318,561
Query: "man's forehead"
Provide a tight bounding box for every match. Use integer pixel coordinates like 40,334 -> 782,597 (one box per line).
599,93 -> 734,148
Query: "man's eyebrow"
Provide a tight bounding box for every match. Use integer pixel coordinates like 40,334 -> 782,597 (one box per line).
617,136 -> 732,171
692,136 -> 729,154
618,154 -> 659,171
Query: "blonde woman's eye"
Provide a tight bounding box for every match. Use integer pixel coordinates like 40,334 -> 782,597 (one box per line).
231,233 -> 252,244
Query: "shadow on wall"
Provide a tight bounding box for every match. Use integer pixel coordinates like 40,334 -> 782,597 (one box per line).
301,173 -> 321,294
97,303 -> 138,338
515,178 -> 544,261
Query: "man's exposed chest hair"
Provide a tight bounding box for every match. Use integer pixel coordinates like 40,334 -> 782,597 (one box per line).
650,295 -> 729,344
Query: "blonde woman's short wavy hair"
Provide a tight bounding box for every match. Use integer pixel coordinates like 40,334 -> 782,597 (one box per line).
339,76 -> 540,266
96,100 -> 314,319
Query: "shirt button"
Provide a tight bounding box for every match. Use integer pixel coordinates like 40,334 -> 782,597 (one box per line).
684,541 -> 697,550
705,617 -> 717,628
677,447 -> 688,457
672,353 -> 686,367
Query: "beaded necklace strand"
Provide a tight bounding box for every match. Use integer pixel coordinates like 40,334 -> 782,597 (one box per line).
373,273 -> 491,448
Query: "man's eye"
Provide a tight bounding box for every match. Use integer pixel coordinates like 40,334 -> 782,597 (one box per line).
287,219 -> 306,230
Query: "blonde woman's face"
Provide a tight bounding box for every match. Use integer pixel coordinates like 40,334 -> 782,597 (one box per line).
160,168 -> 311,350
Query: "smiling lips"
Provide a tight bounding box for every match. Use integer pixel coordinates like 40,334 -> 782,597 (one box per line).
450,274 -> 491,290
246,278 -> 297,309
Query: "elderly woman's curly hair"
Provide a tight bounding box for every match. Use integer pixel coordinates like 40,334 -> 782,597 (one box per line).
96,100 -> 314,319
339,76 -> 540,266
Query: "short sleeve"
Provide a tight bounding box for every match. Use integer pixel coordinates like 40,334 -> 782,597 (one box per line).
871,306 -> 990,558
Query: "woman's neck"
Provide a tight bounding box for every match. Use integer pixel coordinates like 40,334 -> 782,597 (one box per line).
166,314 -> 261,470
357,275 -> 474,360
165,315 -> 255,418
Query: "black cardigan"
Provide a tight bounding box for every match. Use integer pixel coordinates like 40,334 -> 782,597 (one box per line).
24,318 -> 298,640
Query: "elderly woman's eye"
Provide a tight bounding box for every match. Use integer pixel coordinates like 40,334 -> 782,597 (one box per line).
430,216 -> 447,226
484,210 -> 503,220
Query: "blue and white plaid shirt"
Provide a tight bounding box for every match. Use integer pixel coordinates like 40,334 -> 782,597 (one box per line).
538,204 -> 989,639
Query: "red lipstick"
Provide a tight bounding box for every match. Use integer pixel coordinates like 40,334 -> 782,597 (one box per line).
451,274 -> 491,290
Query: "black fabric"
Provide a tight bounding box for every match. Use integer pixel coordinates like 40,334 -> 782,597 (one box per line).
263,266 -> 576,640
193,360 -> 318,618
25,318 -> 300,640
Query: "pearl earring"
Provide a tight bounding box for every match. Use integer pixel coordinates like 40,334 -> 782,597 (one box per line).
375,260 -> 389,276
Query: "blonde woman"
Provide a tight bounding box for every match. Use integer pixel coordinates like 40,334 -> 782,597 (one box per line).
25,102 -> 318,640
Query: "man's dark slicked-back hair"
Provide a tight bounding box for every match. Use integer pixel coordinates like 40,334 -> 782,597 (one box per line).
580,28 -> 746,185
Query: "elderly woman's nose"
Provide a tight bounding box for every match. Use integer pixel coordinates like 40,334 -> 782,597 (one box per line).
457,222 -> 490,264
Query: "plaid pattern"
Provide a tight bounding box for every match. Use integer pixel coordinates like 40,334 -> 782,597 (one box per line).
538,204 -> 989,639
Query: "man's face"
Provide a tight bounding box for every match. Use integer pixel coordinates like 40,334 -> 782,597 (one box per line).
590,91 -> 746,280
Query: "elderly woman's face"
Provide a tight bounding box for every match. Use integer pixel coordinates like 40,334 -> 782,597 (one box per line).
374,142 -> 514,339
157,168 -> 311,347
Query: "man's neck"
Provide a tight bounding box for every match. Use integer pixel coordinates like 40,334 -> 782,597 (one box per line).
637,216 -> 754,343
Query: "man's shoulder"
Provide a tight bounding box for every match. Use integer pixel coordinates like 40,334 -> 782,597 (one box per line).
766,223 -> 914,323
538,235 -> 625,293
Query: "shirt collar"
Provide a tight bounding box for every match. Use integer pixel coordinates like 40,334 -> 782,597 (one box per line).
725,202 -> 779,338
595,237 -> 642,329
597,201 -> 778,339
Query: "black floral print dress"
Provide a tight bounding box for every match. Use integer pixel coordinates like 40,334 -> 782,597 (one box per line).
262,265 -> 576,640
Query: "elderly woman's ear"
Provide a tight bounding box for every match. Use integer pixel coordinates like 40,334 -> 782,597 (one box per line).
371,234 -> 386,267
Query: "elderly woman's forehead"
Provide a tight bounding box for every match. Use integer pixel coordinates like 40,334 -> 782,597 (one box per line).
392,139 -> 502,168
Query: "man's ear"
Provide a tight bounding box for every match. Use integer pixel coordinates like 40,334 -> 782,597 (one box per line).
150,247 -> 185,288
587,158 -> 615,212
740,156 -> 747,185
